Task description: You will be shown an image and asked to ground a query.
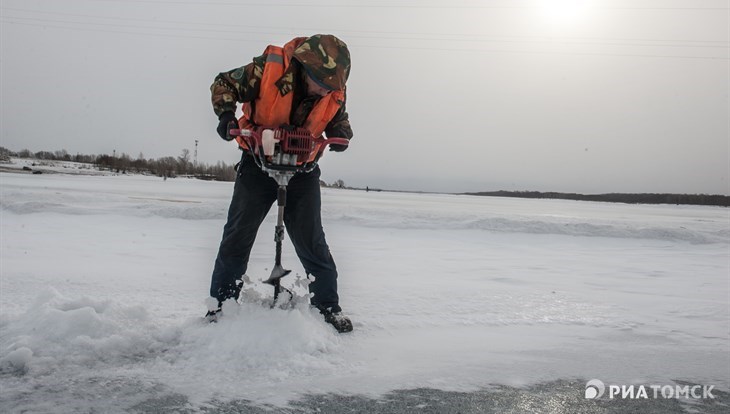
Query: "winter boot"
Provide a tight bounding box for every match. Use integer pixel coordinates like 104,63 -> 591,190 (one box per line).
204,308 -> 221,323
322,310 -> 353,333
204,280 -> 243,323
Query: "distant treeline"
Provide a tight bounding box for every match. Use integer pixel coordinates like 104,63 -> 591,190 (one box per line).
0,147 -> 237,182
464,191 -> 729,207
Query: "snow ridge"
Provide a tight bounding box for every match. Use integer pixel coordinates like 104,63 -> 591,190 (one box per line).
2,187 -> 727,244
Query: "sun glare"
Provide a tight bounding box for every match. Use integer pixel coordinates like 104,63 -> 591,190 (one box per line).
537,0 -> 591,26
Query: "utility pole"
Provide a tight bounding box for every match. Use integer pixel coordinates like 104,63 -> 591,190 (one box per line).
194,140 -> 199,168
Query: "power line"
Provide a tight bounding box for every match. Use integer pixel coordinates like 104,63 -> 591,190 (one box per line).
2,12 -> 728,51
0,19 -> 275,43
3,6 -> 727,46
89,0 -> 730,10
3,18 -> 727,61
357,42 -> 730,61
1,14 -> 269,36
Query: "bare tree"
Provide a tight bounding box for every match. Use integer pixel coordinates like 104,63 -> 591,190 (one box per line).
178,149 -> 191,175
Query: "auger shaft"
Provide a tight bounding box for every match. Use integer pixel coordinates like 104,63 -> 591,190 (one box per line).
268,184 -> 292,301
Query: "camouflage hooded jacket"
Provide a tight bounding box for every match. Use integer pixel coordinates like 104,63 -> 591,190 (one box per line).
210,35 -> 353,140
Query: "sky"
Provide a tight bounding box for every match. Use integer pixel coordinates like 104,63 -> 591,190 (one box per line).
1,0 -> 728,195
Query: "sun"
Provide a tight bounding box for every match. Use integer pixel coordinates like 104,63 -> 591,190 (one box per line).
536,0 -> 591,27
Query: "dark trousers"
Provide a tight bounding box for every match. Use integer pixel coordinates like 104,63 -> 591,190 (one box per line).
209,154 -> 341,312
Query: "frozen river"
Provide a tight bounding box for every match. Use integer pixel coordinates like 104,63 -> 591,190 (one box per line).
1,171 -> 728,413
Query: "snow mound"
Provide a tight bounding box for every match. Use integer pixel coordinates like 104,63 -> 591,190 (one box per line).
0,287 -> 349,408
149,284 -> 349,405
0,288 -> 171,376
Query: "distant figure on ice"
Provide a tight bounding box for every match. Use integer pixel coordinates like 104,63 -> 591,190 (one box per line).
207,34 -> 354,332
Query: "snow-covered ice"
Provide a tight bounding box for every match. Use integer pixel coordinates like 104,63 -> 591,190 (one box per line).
1,167 -> 728,412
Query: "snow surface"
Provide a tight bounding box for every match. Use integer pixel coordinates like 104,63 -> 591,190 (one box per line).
1,165 -> 729,412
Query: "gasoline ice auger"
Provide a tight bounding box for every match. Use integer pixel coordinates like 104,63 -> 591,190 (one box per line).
229,126 -> 349,303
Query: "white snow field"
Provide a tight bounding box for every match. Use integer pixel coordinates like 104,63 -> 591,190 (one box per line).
1,168 -> 728,413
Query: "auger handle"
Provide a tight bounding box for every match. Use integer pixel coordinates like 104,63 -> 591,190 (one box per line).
319,137 -> 350,148
229,128 -> 252,137
229,128 -> 350,149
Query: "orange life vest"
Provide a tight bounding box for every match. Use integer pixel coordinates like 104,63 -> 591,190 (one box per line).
237,38 -> 345,163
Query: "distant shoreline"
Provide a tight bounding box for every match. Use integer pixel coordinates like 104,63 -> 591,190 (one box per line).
462,190 -> 730,207
3,155 -> 727,207
328,186 -> 729,207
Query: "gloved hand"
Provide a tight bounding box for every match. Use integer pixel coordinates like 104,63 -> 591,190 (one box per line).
216,111 -> 238,141
329,142 -> 348,152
